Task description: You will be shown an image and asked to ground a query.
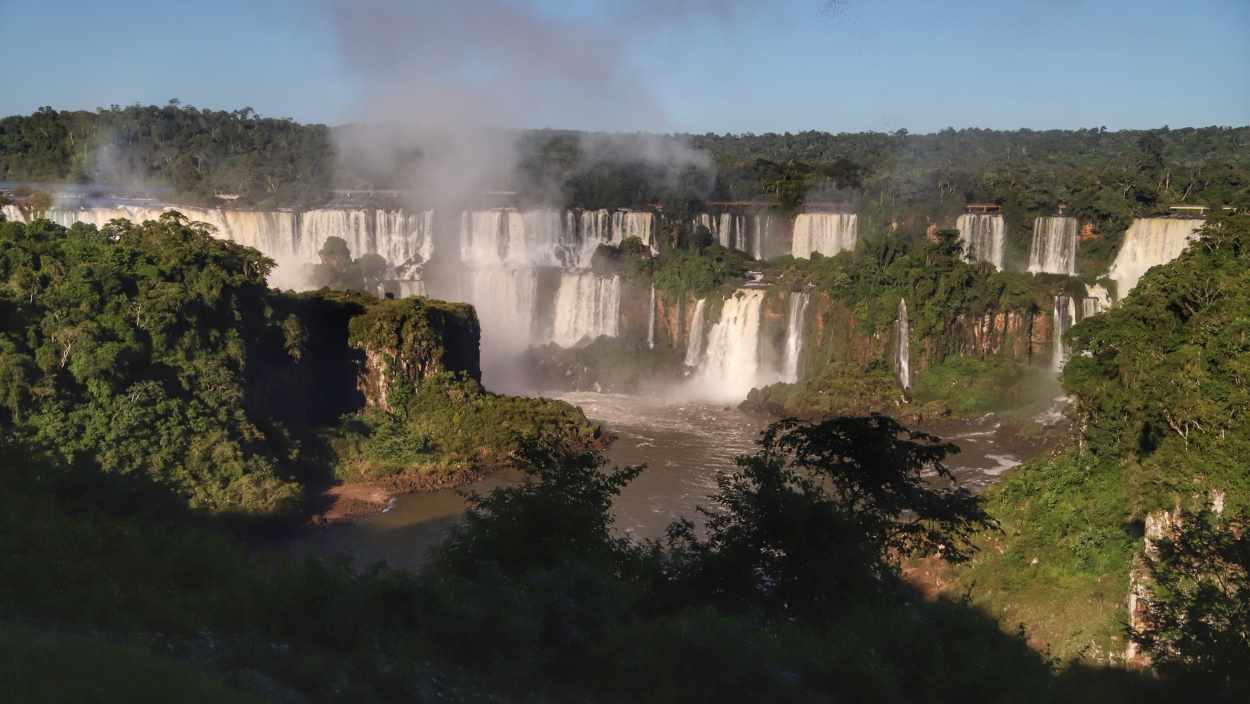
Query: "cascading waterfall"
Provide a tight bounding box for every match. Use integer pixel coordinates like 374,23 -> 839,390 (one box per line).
1108,218 -> 1202,298
1027,217 -> 1078,275
752,214 -> 771,260
550,273 -> 621,347
781,292 -> 809,383
375,209 -> 435,267
646,284 -> 656,350
1086,284 -> 1111,311
956,214 -> 1006,270
462,267 -> 539,357
684,298 -> 707,367
791,213 -> 858,259
691,212 -> 772,258
1052,295 -> 1076,372
895,299 -> 911,392
693,213 -> 749,252
1080,297 -> 1101,320
18,201 -> 663,382
298,209 -> 372,263
693,290 -> 771,401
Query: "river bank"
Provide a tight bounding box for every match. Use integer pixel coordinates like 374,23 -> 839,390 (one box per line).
292,390 -> 1065,570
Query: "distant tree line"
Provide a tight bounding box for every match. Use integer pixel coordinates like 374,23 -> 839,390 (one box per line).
0,103 -> 333,207
2,104 -> 1247,231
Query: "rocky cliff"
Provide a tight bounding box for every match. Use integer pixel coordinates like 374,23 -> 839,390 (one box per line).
347,298 -> 481,411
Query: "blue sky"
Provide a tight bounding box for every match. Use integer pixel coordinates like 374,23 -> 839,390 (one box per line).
1,0 -> 1246,134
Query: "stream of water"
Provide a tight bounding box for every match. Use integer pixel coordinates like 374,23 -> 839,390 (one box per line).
292,392 -> 1057,571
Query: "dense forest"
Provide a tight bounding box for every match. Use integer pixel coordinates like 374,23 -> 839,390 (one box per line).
3,104 -> 1247,233
0,214 -> 593,515
952,213 -> 1250,678
0,104 -> 333,206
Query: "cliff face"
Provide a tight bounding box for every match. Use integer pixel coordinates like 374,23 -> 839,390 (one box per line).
571,280 -> 1056,401
347,298 -> 481,411
619,278 -> 657,348
918,309 -> 1045,371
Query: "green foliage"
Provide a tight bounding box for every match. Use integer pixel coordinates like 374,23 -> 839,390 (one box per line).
0,416 -> 1166,702
435,442 -> 643,576
0,214 -> 302,514
347,295 -> 481,387
953,452 -> 1137,662
652,244 -> 751,298
751,157 -> 866,212
913,357 -> 1048,415
771,231 -> 1058,347
328,373 -> 598,481
693,127 -> 1250,234
0,216 -> 572,515
308,236 -> 395,293
668,416 -> 990,621
1134,507 -> 1250,693
0,624 -> 266,704
1063,213 -> 1250,514
742,362 -> 904,419
0,104 -> 332,206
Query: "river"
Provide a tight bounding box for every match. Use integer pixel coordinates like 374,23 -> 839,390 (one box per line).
291,392 -> 1060,571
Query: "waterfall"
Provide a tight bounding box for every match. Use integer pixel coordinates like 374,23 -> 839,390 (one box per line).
782,292 -> 810,383
692,212 -> 772,258
895,299 -> 911,392
791,213 -> 858,258
577,210 -> 619,267
21,205 -> 306,283
298,209 -> 372,263
462,267 -> 538,357
19,201 -> 661,382
693,212 -> 750,252
459,210 -> 505,268
1080,297 -> 1101,321
1027,217 -> 1078,275
693,290 -> 771,401
1086,284 -> 1111,311
376,209 -> 434,266
1108,218 -> 1201,298
550,273 -> 621,347
751,214 -> 770,260
646,284 -> 656,350
956,214 -> 1006,270
1052,295 -> 1076,372
684,298 -> 707,367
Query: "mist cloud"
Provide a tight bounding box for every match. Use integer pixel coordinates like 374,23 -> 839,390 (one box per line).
324,0 -> 759,211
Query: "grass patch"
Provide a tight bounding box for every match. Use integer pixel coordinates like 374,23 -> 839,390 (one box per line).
741,362 -> 909,419
951,452 -> 1137,663
913,356 -> 1052,416
327,374 -> 600,482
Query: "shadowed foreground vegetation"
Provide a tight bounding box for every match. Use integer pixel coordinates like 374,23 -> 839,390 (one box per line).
0,415 -> 1177,703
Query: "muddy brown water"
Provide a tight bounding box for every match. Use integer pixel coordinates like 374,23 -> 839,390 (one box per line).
290,392 -> 1060,571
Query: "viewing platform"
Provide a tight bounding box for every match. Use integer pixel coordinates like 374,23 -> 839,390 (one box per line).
1167,205 -> 1239,217
964,203 -> 1001,214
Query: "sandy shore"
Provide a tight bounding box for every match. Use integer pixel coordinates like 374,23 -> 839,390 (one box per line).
312,468 -> 487,524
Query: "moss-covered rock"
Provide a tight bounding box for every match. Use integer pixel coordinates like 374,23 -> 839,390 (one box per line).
347,297 -> 481,411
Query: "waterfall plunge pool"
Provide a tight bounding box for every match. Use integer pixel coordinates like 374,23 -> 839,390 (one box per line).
289,392 -> 1057,571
